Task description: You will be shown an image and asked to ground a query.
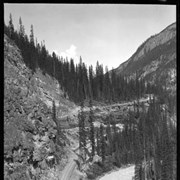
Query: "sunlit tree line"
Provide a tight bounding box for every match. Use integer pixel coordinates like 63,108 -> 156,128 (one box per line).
4,14 -> 161,104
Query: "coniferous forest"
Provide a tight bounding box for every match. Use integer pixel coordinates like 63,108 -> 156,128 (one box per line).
78,96 -> 176,180
4,14 -> 176,180
4,15 -> 165,104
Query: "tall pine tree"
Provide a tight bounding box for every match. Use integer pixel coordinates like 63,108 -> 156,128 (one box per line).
8,13 -> 14,39
88,99 -> 95,161
29,24 -> 34,46
78,101 -> 87,161
100,123 -> 105,164
19,17 -> 25,38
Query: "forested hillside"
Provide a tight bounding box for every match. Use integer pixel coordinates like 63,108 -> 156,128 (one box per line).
4,15 -> 165,104
114,22 -> 176,95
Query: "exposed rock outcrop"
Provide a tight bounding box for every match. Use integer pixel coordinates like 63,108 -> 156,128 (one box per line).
4,34 -> 76,180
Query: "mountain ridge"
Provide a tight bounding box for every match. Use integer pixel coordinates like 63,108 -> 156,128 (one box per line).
115,22 -> 176,73
114,22 -> 176,93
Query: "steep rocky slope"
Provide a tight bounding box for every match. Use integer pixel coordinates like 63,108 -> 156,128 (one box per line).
4,34 -> 78,180
115,22 -> 176,92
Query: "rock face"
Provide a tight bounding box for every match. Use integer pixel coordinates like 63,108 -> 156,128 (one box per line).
115,22 -> 176,92
4,34 -> 77,180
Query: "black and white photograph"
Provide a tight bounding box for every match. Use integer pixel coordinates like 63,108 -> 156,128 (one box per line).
4,3 -> 176,180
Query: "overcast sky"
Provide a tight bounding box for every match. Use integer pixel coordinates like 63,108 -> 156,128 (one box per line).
4,4 -> 176,70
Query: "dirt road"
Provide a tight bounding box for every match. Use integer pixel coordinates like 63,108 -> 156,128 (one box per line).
61,159 -> 77,180
60,146 -> 80,180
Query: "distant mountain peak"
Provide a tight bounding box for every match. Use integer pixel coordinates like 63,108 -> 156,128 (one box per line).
114,22 -> 176,93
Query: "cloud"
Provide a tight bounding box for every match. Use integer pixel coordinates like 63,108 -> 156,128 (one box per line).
52,44 -> 79,65
60,44 -> 79,62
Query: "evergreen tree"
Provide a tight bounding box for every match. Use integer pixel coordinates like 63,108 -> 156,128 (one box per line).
95,61 -> 101,100
95,62 -> 104,100
134,162 -> 144,180
106,119 -> 113,155
52,52 -> 56,78
8,13 -> 14,39
78,101 -> 87,161
96,129 -> 100,156
88,65 -> 94,99
99,64 -> 104,99
112,119 -> 118,153
19,17 -> 25,38
103,66 -> 111,102
82,62 -> 89,99
52,100 -> 63,145
39,43 -> 47,71
88,99 -> 95,160
77,57 -> 86,101
4,21 -> 9,35
114,142 -> 121,167
160,112 -> 173,180
29,24 -> 34,46
52,100 -> 61,164
100,124 -> 105,164
69,59 -> 76,96
78,103 -> 83,155
111,68 -> 117,101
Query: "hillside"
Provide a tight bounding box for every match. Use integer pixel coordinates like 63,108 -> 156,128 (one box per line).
115,22 -> 176,92
4,19 -> 176,180
3,32 -> 138,180
4,32 -> 133,180
4,33 -> 79,180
